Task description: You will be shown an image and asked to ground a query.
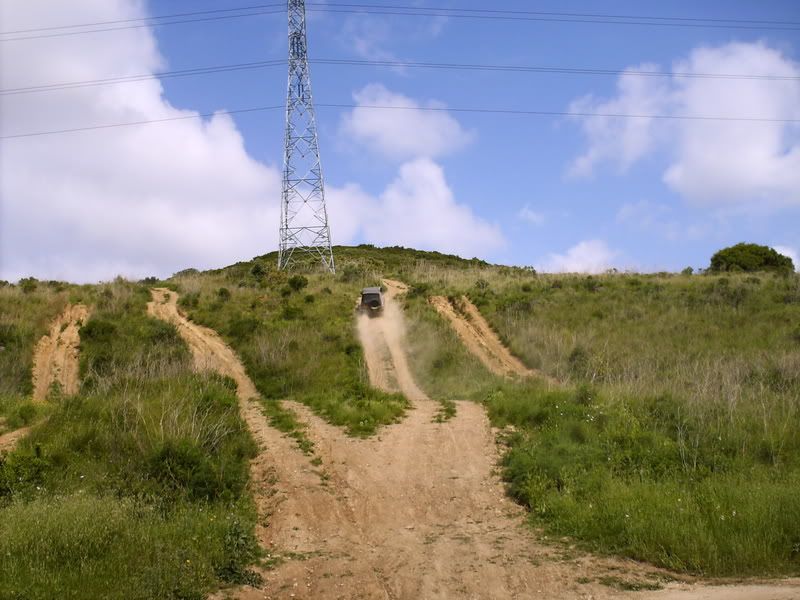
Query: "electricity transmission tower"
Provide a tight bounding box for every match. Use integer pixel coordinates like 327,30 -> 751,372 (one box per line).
278,0 -> 335,272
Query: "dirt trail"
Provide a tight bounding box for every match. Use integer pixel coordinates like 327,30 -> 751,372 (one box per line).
148,287 -> 799,600
221,279 -> 674,600
0,426 -> 31,453
430,295 -> 552,381
31,303 -> 90,401
148,288 -> 334,555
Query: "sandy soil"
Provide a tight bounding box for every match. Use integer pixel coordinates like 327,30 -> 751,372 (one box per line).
0,426 -> 31,453
148,289 -> 321,551
430,295 -> 556,383
148,287 -> 799,600
31,303 -> 90,401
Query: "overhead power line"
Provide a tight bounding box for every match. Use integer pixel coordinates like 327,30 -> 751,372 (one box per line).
0,106 -> 284,140
4,57 -> 797,97
2,2 -> 798,40
313,58 -> 800,81
0,60 -> 286,95
3,103 -> 797,141
306,4 -> 800,31
0,4 -> 285,34
0,7 -> 285,41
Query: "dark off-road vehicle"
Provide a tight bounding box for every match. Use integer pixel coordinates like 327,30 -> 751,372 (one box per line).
359,287 -> 384,317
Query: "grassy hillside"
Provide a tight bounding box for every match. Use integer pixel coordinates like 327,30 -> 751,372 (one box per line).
400,264 -> 800,576
0,280 -> 260,599
0,282 -> 71,436
2,246 -> 798,596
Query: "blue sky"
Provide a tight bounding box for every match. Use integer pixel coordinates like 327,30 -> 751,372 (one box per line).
1,0 -> 799,280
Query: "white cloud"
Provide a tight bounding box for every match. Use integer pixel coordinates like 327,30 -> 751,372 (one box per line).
569,65 -> 669,177
0,1 -> 498,283
336,11 -> 447,68
339,13 -> 399,63
0,0 -> 282,283
568,42 -> 800,210
518,205 -> 545,225
616,201 -> 713,242
340,84 -> 474,161
538,240 -> 619,274
773,245 -> 799,271
328,158 -> 505,258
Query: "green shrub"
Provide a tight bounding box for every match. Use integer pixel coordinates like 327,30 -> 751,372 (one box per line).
19,277 -> 38,294
709,243 -> 794,274
288,275 -> 309,292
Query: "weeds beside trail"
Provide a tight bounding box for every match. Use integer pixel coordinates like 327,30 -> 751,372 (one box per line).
172,258 -> 407,437
0,282 -> 72,436
0,280 -> 260,599
401,265 -> 800,577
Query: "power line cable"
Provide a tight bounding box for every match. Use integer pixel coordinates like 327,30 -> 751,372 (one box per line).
0,4 -> 284,34
0,60 -> 286,95
3,103 -> 797,140
3,2 -> 798,40
306,5 -> 800,31
0,106 -> 284,139
313,3 -> 800,27
313,58 -> 800,81
4,57 -> 797,96
0,8 -> 285,41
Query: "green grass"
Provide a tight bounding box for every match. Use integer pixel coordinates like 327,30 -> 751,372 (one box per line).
0,495 -> 259,600
171,258 -> 407,437
0,279 -> 261,599
0,282 -> 74,436
488,383 -> 800,575
4,247 -> 798,590
398,264 -> 800,577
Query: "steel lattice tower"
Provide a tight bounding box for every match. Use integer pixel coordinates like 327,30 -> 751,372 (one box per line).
278,0 -> 335,272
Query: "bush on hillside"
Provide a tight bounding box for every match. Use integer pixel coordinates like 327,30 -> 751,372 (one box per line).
709,243 -> 794,274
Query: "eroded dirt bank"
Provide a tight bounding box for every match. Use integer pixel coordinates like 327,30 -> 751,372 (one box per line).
1,304 -> 90,453
31,303 -> 90,401
430,294 -> 555,382
149,286 -> 799,600
224,280 -> 677,599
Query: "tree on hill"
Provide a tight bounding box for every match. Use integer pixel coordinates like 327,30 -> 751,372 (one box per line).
709,243 -> 795,274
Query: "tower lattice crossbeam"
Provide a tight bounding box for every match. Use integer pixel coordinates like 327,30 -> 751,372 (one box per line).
278,0 -> 335,272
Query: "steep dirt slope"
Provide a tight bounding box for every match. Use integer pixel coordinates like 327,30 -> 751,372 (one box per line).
149,286 -> 799,600
225,279 -> 671,599
430,295 -> 554,382
147,288 -> 332,556
31,303 -> 90,401
2,304 -> 90,453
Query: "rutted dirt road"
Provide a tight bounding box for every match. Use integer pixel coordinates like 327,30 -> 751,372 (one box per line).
214,280 -> 678,600
2,304 -> 89,453
0,425 -> 31,453
430,295 -> 554,382
147,288 -> 324,552
31,303 -> 90,401
149,286 -> 799,600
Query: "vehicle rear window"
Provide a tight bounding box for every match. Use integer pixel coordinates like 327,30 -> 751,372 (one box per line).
362,293 -> 381,304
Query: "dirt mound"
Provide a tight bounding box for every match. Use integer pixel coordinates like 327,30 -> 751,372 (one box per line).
31,303 -> 90,401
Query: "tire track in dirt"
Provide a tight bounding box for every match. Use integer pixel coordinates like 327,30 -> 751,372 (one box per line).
147,289 -> 387,599
32,303 -> 90,401
233,278 -> 663,599
430,295 -> 554,382
2,304 -> 90,453
0,426 -> 31,453
147,287 -> 799,600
